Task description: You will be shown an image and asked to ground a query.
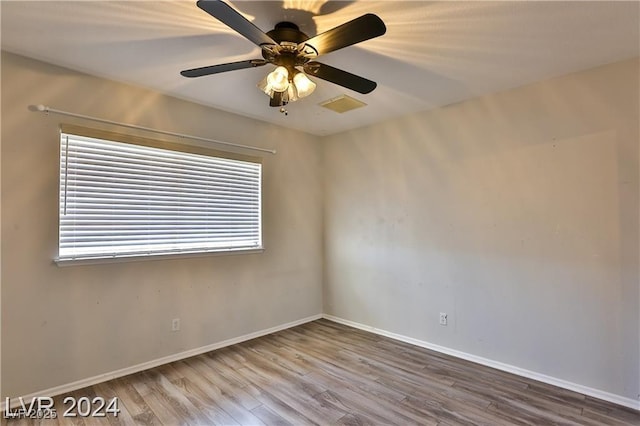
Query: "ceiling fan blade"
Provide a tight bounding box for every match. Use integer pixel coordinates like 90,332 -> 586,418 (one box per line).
196,0 -> 276,47
304,14 -> 386,56
181,59 -> 267,77
304,62 -> 377,94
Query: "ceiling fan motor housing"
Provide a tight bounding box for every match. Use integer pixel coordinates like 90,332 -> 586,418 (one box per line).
266,22 -> 309,44
261,22 -> 316,70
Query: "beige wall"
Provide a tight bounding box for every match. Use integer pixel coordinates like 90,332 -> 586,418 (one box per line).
323,58 -> 639,400
1,52 -> 323,397
2,50 -> 639,404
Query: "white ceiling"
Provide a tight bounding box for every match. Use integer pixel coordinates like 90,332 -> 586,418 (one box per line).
2,1 -> 639,136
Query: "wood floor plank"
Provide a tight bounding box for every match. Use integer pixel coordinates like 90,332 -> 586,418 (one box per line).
171,359 -> 263,425
250,404 -> 292,426
237,368 -> 331,424
333,413 -> 375,426
167,376 -> 239,425
486,398 -> 586,426
270,332 -> 382,383
583,395 -> 640,421
207,347 -> 247,371
234,355 -> 344,423
129,373 -> 185,425
5,319 -> 639,425
581,407 -> 640,426
306,371 -> 439,425
190,355 -> 262,411
107,377 -> 161,425
91,381 -> 137,426
199,348 -> 319,425
233,368 -> 319,426
245,338 -> 313,376
451,377 -> 586,418
312,390 -> 403,425
401,393 -> 508,426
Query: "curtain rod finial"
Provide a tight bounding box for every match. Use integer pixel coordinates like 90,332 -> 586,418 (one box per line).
28,104 -> 48,112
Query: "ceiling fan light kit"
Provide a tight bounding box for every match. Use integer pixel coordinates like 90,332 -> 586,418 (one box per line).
181,0 -> 386,108
257,66 -> 317,104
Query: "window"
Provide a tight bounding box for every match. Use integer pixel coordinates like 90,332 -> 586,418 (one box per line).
58,127 -> 262,262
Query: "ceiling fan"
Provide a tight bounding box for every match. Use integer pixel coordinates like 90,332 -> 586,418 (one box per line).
181,0 -> 386,108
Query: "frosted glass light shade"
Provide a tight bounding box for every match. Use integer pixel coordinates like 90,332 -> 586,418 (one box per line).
287,84 -> 298,102
267,66 -> 289,92
293,72 -> 316,98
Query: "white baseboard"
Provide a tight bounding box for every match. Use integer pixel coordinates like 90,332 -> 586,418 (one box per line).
322,314 -> 640,411
2,314 -> 322,411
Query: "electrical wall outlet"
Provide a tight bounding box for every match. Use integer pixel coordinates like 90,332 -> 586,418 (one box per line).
439,312 -> 448,326
171,318 -> 180,332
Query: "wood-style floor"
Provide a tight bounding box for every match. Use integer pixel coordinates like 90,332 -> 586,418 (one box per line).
5,319 -> 639,425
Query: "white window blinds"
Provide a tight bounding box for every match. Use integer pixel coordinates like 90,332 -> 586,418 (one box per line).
58,131 -> 262,261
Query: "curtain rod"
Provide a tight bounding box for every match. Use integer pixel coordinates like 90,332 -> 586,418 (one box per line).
30,104 -> 277,155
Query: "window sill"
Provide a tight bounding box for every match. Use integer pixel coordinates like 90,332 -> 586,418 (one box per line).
54,247 -> 265,267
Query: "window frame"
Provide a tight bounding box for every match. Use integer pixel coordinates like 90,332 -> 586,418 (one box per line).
55,125 -> 264,266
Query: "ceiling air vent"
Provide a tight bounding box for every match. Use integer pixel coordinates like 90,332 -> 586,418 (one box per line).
319,95 -> 367,113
